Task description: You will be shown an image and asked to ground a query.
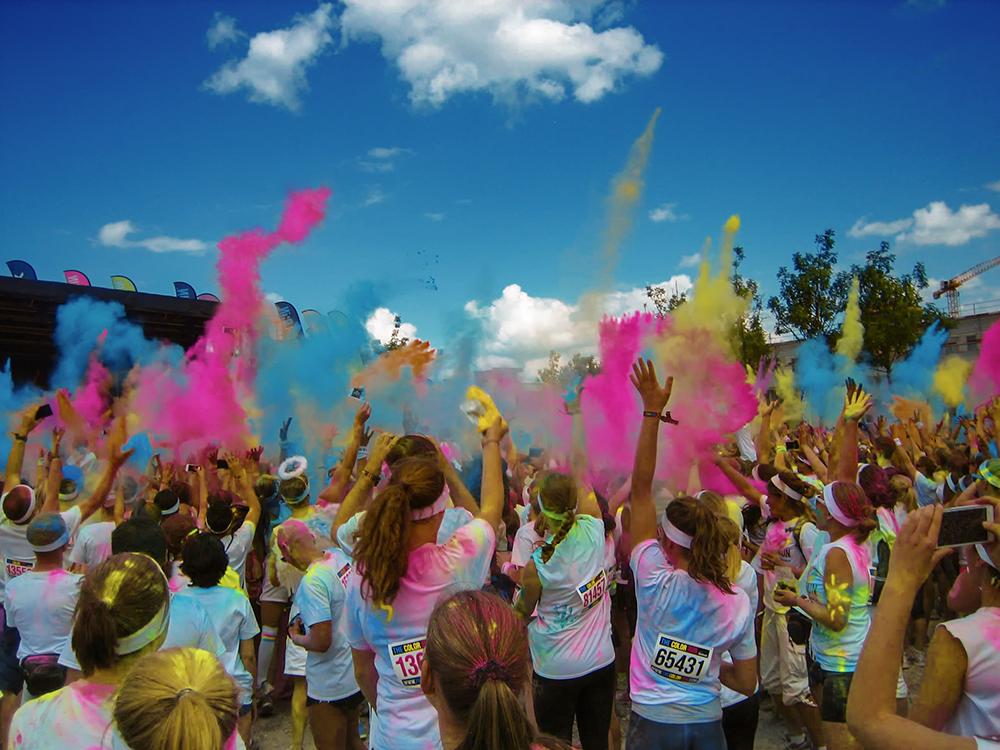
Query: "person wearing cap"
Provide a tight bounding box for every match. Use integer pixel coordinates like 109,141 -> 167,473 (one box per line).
625,359 -> 757,750
4,513 -> 82,701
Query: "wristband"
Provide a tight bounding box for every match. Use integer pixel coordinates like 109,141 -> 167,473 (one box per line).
361,469 -> 381,486
917,422 -> 924,430
776,445 -> 787,453
482,439 -> 500,448
12,433 -> 27,442
642,410 -> 679,425
501,561 -> 517,577
894,438 -> 903,447
357,446 -> 369,459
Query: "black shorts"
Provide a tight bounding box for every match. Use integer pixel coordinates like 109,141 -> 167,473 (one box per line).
808,662 -> 854,723
0,607 -> 23,695
307,690 -> 365,710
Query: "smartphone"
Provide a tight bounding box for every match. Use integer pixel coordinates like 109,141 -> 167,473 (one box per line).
185,464 -> 200,473
35,404 -> 53,420
937,505 -> 995,548
349,387 -> 366,401
786,439 -> 800,451
216,459 -> 229,470
528,447 -> 543,459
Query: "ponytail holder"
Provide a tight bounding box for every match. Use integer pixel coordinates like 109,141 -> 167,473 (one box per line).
175,688 -> 194,702
469,659 -> 509,689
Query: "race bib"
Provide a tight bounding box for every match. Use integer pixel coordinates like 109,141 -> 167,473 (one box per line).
388,636 -> 426,687
576,569 -> 607,612
336,562 -> 351,589
650,634 -> 713,684
5,559 -> 32,579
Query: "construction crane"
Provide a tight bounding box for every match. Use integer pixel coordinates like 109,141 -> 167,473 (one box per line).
933,255 -> 1000,317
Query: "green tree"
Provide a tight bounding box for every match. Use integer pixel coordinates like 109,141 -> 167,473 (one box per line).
383,315 -> 410,351
767,229 -> 848,341
645,284 -> 687,316
730,247 -> 771,369
838,242 -> 950,378
537,351 -> 601,384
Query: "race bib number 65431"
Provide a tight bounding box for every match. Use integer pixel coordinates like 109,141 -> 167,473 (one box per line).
650,634 -> 713,684
388,637 -> 426,687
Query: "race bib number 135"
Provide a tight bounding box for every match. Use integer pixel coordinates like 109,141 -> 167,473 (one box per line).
650,634 -> 713,684
388,637 -> 426,688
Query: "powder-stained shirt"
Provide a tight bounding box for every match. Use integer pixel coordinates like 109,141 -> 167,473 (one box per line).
6,569 -> 82,660
629,539 -> 756,724
293,548 -> 359,702
345,518 -> 495,750
67,521 -> 115,571
528,515 -> 615,679
0,506 -> 82,604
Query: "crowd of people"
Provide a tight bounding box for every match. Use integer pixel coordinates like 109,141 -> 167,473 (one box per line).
0,356 -> 998,750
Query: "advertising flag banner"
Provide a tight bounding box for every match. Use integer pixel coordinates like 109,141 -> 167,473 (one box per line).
6,261 -> 37,280
274,301 -> 303,337
110,275 -> 138,292
197,293 -> 220,302
63,270 -> 91,286
173,282 -> 197,299
301,309 -> 327,335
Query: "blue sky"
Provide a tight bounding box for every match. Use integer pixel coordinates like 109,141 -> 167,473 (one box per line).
2,0 -> 999,370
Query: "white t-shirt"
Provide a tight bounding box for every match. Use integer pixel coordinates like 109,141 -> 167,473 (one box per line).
293,548 -> 359,702
6,569 -> 82,660
941,607 -> 1000,739
176,586 -> 259,705
59,591 -> 226,671
218,522 -> 255,588
629,539 -> 756,724
528,515 -> 614,679
751,517 -> 820,614
68,521 -> 115,570
720,561 -> 760,709
0,506 -> 82,604
510,521 -> 543,568
336,507 -> 473,556
8,680 -> 248,750
345,518 -> 495,750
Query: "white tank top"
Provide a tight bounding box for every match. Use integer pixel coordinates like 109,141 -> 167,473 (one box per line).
941,607 -> 1000,739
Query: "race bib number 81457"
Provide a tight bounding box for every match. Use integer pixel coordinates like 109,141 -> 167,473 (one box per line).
388,637 -> 426,688
650,634 -> 713,684
576,569 -> 607,612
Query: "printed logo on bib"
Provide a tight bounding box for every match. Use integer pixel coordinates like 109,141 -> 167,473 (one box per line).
388,637 -> 426,687
5,559 -> 32,579
336,563 -> 351,589
650,634 -> 713,684
576,569 -> 607,612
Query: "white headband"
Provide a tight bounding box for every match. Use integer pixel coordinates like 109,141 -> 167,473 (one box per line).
116,602 -> 170,655
160,499 -> 180,516
661,514 -> 693,548
770,476 -> 803,501
856,464 -> 870,482
976,543 -> 997,571
821,484 -> 859,528
3,486 -> 36,524
29,529 -> 70,553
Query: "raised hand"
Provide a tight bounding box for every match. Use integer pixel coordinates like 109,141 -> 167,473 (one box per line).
279,417 -> 293,442
364,432 -> 399,472
629,359 -> 673,415
353,402 -> 372,432
107,417 -> 136,466
845,387 -> 873,422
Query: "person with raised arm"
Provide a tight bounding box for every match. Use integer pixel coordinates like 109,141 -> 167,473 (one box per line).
344,415 -> 505,750
625,359 -> 757,750
847,502 -> 1000,750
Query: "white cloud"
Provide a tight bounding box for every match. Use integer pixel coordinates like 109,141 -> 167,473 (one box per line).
649,202 -> 688,223
986,180 -> 1000,192
424,212 -> 445,221
849,201 -> 1000,246
368,146 -> 411,159
848,217 -> 913,238
206,12 -> 245,50
366,307 -> 418,344
265,292 -> 284,304
357,146 -> 414,173
363,186 -> 386,206
899,202 -> 1000,246
340,0 -> 663,107
96,220 -> 207,254
678,253 -> 700,268
357,160 -> 395,173
203,4 -> 334,111
463,276 -> 693,373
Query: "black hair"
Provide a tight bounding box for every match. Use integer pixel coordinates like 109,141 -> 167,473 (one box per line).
154,490 -> 180,513
206,490 -> 235,535
112,519 -> 169,576
180,534 -> 228,588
